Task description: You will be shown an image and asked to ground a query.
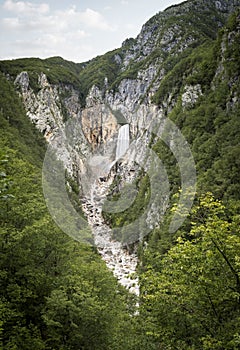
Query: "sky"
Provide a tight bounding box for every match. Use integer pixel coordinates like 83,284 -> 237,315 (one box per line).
0,0 -> 184,63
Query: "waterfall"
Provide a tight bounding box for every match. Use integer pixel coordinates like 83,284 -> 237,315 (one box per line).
116,124 -> 129,160
81,121 -> 139,295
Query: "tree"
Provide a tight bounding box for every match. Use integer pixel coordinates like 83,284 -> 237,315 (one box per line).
140,193 -> 240,349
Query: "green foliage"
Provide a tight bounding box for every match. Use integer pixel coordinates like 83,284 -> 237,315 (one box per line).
100,15 -> 239,348
151,10 -> 240,203
1,4 -> 240,349
169,92 -> 240,202
0,73 -> 46,166
0,74 -> 138,349
78,49 -> 123,103
0,56 -> 82,94
140,194 -> 240,349
102,171 -> 151,243
152,40 -> 217,105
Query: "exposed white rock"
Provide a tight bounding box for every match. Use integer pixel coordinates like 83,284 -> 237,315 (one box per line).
12,0 -> 240,301
81,102 -> 118,150
38,72 -> 49,88
15,71 -> 141,294
182,84 -> 203,108
86,85 -> 103,107
114,54 -> 122,65
81,174 -> 139,296
14,71 -> 89,175
14,71 -> 29,92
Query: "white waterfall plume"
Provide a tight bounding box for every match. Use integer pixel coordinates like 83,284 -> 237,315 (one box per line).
116,124 -> 129,160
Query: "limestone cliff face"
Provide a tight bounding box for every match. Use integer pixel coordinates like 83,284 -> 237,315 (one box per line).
213,11 -> 240,111
81,86 -> 118,150
13,0 -> 240,169
102,0 -> 238,137
14,71 -> 90,175
121,0 -> 238,67
105,71 -> 160,137
10,0 -> 240,294
15,72 -> 63,139
12,0 -> 240,239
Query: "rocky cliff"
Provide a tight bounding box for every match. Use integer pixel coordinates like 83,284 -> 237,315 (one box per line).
1,0 -> 240,294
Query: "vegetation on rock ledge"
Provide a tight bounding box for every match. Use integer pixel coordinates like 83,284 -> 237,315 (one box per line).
0,2 -> 240,349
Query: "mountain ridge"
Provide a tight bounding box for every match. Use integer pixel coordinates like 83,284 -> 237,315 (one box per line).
1,0 -> 239,102
1,0 -> 240,348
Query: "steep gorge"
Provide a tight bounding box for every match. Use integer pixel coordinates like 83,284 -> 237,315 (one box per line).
1,0 -> 240,297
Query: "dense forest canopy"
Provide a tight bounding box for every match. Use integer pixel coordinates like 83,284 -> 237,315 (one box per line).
1,1 -> 240,349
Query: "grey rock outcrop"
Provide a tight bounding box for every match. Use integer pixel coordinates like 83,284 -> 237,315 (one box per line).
182,84 -> 203,108
14,71 -> 89,175
12,0 -> 240,296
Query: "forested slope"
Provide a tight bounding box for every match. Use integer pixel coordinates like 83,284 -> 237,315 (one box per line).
0,1 -> 240,350
0,74 -> 137,349
137,10 -> 240,349
102,8 -> 240,349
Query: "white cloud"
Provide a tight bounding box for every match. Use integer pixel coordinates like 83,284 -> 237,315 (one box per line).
3,0 -> 49,15
80,8 -> 113,30
6,30 -> 93,62
53,7 -> 113,31
2,1 -> 113,31
2,15 -> 56,31
2,17 -> 20,29
104,6 -> 112,11
1,0 -> 114,61
1,0 -> 147,62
